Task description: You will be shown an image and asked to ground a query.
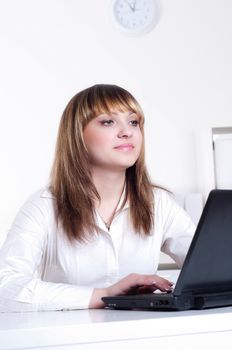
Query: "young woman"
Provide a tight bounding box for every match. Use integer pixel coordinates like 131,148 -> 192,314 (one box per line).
0,84 -> 195,312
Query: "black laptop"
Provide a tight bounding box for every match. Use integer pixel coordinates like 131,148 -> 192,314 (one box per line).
102,189 -> 232,311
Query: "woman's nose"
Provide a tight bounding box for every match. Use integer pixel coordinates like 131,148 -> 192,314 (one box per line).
117,125 -> 132,138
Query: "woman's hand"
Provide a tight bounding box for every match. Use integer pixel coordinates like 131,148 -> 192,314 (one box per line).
88,273 -> 173,309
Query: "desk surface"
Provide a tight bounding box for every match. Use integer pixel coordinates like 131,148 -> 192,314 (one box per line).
1,270 -> 232,349
1,306 -> 232,349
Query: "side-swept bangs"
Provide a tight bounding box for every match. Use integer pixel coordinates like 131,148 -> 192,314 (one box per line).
75,84 -> 145,130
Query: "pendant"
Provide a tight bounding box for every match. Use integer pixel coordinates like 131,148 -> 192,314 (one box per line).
105,223 -> 110,231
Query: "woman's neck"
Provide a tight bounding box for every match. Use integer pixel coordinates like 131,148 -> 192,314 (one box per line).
91,167 -> 126,229
91,167 -> 126,202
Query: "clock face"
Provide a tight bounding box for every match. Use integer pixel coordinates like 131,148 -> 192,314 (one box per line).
112,0 -> 158,36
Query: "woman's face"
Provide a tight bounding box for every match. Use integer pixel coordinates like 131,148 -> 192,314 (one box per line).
83,110 -> 143,171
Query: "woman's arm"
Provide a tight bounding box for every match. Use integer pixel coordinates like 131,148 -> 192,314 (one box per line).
0,192 -> 93,312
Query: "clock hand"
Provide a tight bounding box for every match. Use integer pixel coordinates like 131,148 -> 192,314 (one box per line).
133,0 -> 137,11
125,0 -> 136,12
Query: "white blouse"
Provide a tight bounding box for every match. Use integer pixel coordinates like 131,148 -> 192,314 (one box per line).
0,188 -> 196,312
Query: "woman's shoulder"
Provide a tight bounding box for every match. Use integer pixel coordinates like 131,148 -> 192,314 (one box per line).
24,187 -> 54,202
6,188 -> 58,250
153,186 -> 180,212
19,187 -> 57,217
30,187 -> 55,201
153,186 -> 173,201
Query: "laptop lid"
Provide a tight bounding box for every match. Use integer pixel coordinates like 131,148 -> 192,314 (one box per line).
173,189 -> 232,296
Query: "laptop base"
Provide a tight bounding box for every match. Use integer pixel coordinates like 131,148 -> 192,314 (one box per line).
102,291 -> 232,311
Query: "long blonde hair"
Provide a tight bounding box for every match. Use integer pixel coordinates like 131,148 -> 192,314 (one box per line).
50,84 -> 155,242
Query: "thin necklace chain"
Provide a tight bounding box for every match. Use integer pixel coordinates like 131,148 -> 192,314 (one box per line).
101,182 -> 125,231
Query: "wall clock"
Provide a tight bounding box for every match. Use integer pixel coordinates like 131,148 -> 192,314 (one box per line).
111,0 -> 159,36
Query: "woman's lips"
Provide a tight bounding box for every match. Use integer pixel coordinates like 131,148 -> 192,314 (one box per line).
114,144 -> 134,151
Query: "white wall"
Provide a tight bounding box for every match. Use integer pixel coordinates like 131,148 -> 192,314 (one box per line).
0,0 -> 232,241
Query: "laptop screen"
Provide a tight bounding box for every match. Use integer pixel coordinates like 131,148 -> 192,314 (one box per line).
174,190 -> 232,296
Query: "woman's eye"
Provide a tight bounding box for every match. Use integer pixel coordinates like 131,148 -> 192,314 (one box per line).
130,120 -> 139,126
101,120 -> 114,126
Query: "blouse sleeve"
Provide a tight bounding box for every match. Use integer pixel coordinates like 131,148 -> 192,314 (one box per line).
0,191 -> 93,312
159,190 -> 196,268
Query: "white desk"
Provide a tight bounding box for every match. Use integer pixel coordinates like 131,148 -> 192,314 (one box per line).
1,270 -> 232,349
1,307 -> 232,349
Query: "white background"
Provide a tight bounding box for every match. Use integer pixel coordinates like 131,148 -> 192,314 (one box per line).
0,0 -> 232,241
